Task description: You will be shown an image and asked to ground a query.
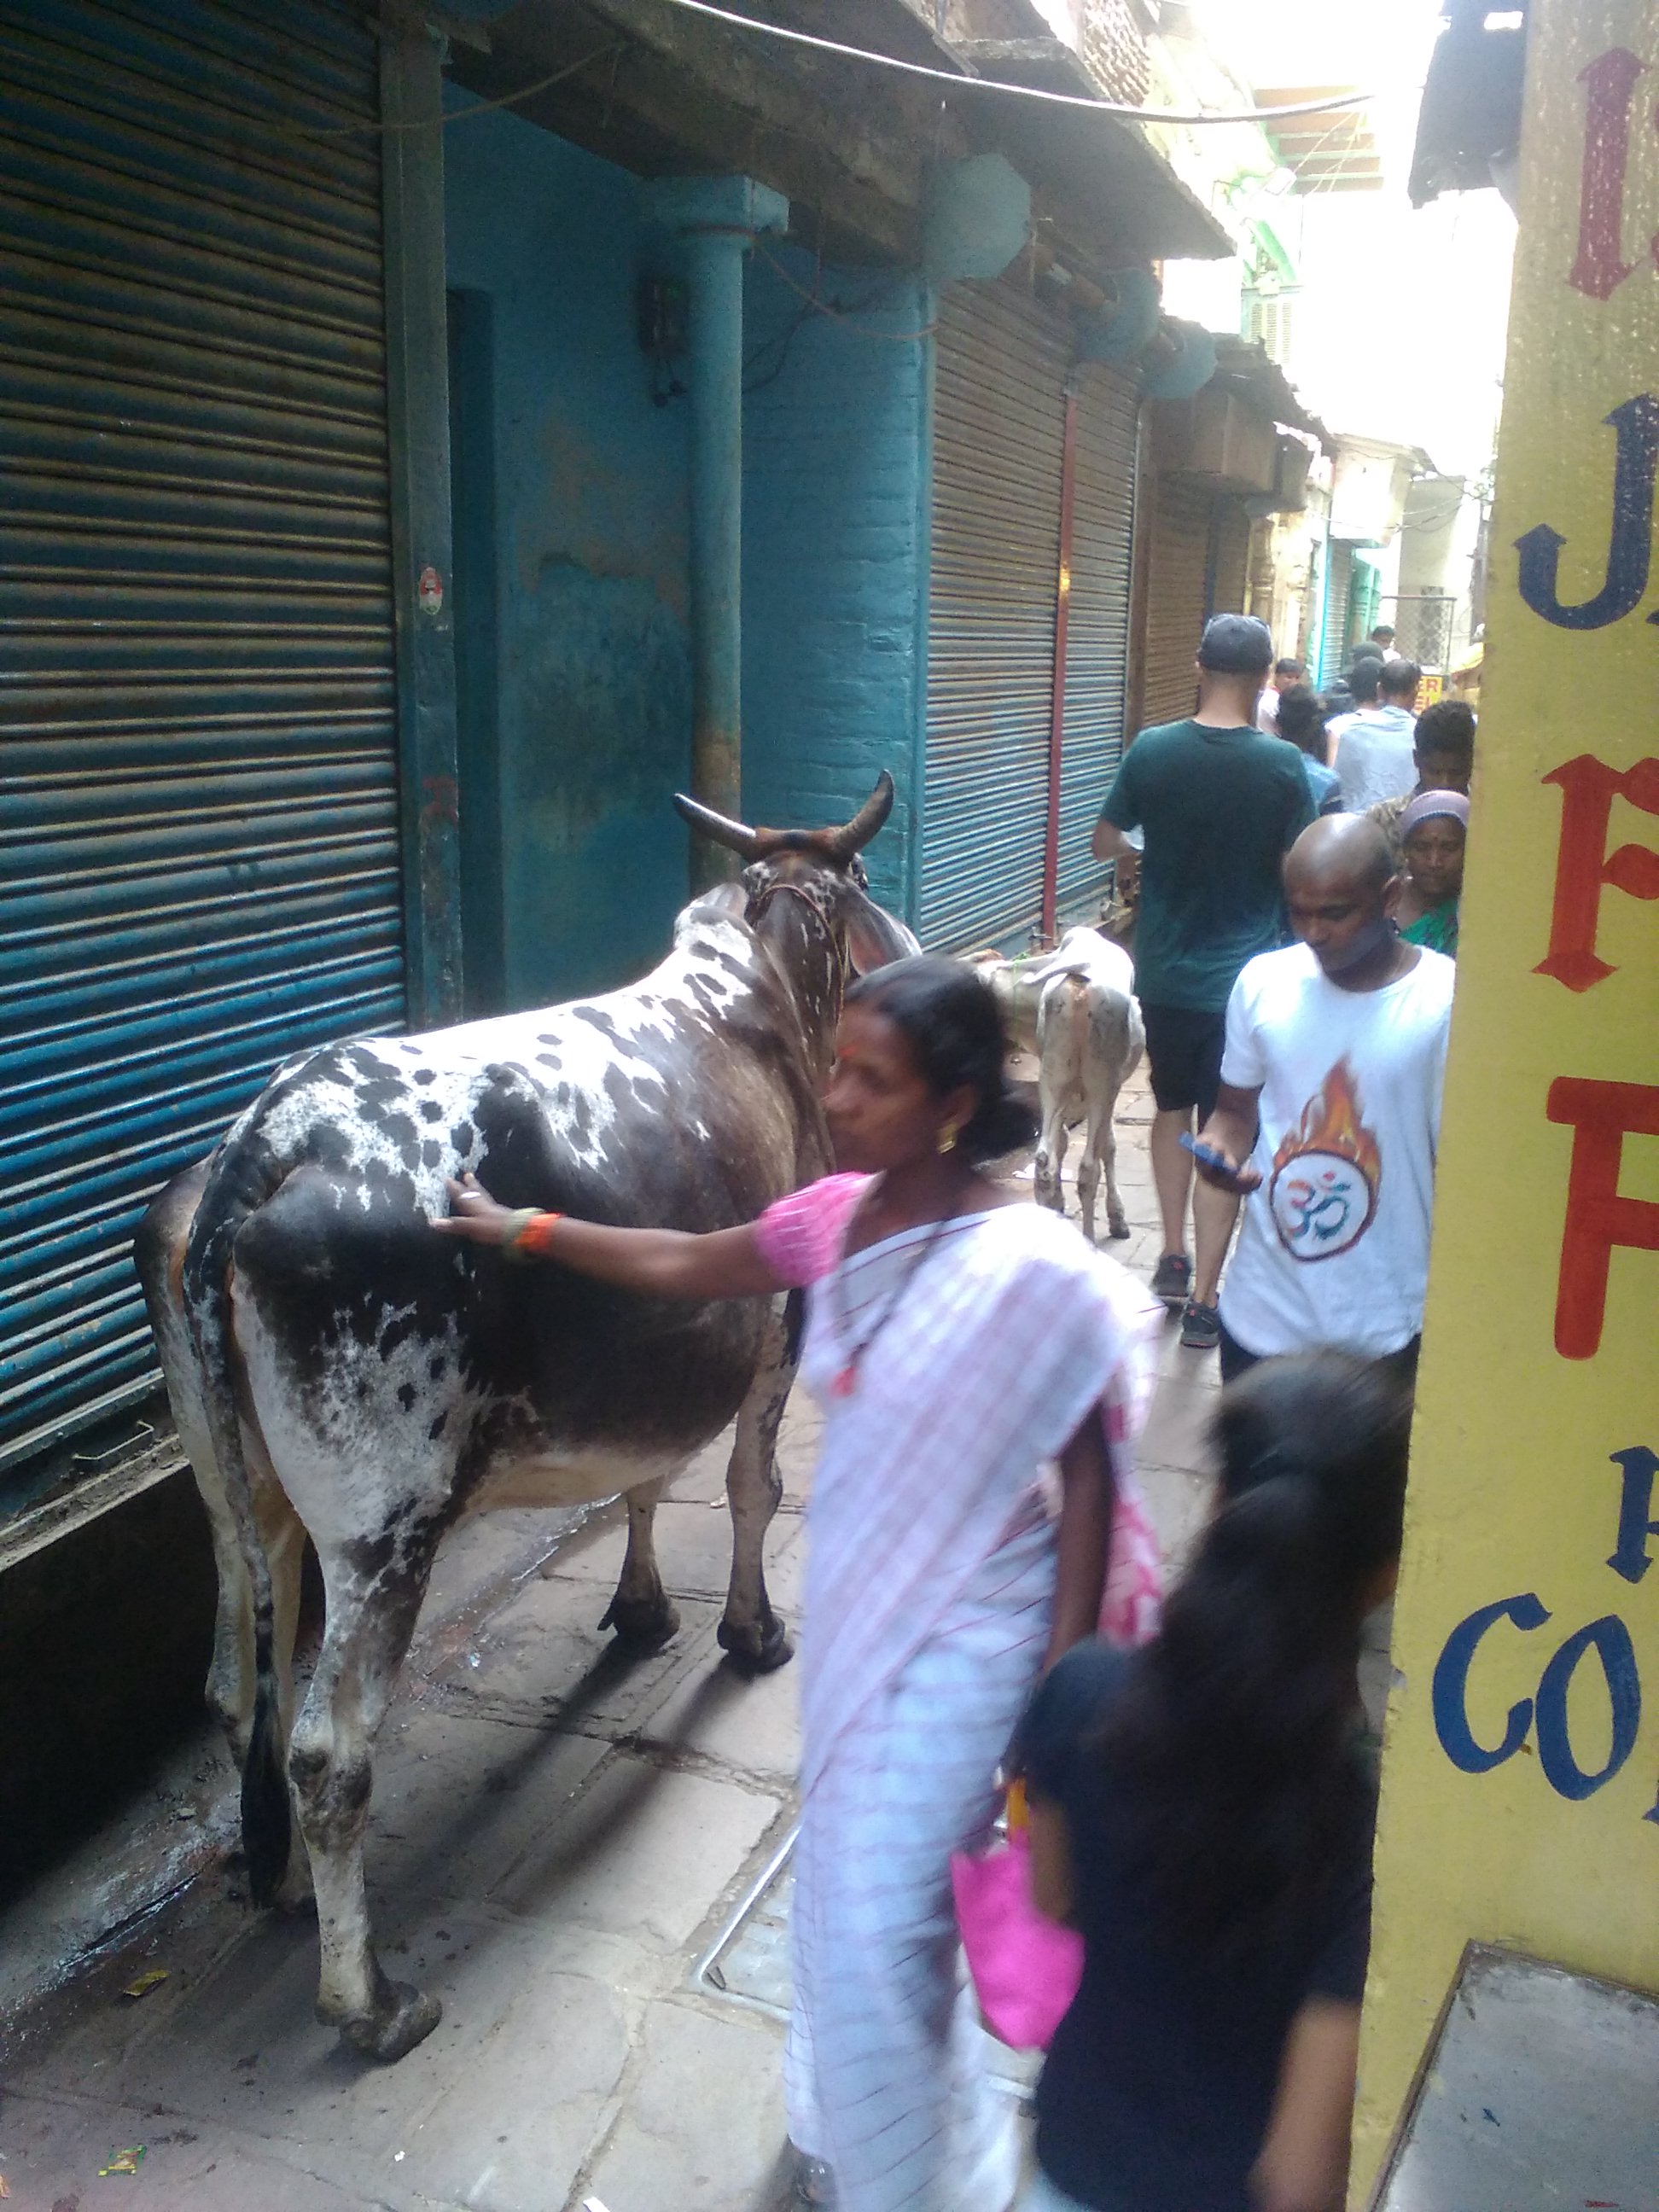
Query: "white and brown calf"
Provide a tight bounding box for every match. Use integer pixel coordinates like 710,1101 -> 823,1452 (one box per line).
977,926 -> 1144,1242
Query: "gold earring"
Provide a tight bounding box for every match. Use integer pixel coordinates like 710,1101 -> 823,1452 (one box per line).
937,1123 -> 958,1155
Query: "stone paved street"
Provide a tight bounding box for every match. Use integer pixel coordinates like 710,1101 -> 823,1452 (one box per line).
0,1074 -> 1225,2212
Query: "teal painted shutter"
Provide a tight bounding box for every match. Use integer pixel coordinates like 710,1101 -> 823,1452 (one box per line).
923,281 -> 1068,951
1056,361 -> 1138,916
0,0 -> 404,1493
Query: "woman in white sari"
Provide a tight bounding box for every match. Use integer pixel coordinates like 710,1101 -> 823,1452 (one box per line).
440,958 -> 1155,2212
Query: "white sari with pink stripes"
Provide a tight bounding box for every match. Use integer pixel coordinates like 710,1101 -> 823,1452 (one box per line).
756,1178 -> 1157,2212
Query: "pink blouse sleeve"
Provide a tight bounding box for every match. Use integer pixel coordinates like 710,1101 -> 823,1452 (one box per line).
754,1173 -> 872,1288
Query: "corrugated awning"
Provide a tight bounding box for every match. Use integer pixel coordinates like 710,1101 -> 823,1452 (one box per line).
1211,335 -> 1332,449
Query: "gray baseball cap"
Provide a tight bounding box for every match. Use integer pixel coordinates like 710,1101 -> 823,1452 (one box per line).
1197,613 -> 1274,673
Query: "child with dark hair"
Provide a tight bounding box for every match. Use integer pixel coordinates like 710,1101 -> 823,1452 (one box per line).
1016,1353 -> 1412,2212
1273,686 -> 1343,815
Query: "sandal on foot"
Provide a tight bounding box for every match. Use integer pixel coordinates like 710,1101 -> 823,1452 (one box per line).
792,2152 -> 836,2207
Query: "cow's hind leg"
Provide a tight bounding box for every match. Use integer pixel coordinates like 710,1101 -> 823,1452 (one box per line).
288,1535 -> 443,2062
717,1296 -> 796,1674
598,1480 -> 680,1650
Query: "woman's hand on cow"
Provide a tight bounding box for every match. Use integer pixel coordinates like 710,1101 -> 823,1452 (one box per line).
433,1174 -> 788,1301
434,1174 -> 518,1244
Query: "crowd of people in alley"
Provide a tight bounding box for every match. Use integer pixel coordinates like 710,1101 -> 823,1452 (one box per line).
1096,612 -> 1469,1366
438,597 -> 1465,2212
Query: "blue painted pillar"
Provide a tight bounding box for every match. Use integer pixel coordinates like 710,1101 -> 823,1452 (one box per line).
644,178 -> 788,886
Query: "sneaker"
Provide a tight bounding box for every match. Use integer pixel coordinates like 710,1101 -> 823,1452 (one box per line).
1180,1299 -> 1221,1352
1150,1252 -> 1191,1312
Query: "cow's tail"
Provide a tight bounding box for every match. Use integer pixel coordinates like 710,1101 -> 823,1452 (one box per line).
179,1143 -> 292,1906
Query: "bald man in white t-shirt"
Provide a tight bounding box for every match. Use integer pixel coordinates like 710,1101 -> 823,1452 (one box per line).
1189,816 -> 1455,1384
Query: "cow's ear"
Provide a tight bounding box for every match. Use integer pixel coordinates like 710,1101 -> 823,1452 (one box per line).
700,879 -> 748,918
841,886 -> 921,974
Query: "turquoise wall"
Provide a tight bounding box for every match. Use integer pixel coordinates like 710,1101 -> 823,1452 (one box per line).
740,251 -> 932,924
444,93 -> 692,1008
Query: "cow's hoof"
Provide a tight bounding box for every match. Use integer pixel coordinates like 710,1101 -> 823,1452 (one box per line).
719,1615 -> 795,1675
600,1593 -> 681,1651
1108,1218 -> 1131,1241
338,1983 -> 443,2064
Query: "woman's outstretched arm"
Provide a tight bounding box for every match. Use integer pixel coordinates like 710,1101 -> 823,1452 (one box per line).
434,1174 -> 786,1301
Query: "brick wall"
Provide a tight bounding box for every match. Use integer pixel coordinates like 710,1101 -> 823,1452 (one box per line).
741,252 -> 933,925
1080,0 -> 1150,104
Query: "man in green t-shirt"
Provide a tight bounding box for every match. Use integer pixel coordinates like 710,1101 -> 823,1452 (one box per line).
1091,614 -> 1313,1352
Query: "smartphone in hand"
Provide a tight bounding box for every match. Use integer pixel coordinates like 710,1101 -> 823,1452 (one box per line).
1179,1131 -> 1235,1175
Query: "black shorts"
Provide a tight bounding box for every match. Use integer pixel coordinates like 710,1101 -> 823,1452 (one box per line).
1140,1002 -> 1226,1119
1218,1318 -> 1423,1390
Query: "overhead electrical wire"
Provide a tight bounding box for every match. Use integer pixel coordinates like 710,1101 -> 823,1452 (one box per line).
650,0 -> 1379,127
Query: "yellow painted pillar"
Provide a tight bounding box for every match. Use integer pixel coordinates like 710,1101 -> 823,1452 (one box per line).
1354,0 -> 1659,2192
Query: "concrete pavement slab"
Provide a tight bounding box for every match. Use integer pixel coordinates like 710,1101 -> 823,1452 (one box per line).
633,1642 -> 801,1786
82,1904 -> 533,2183
579,1996 -> 788,2212
0,2089 -> 415,2212
394,1969 -> 632,2212
489,1753 -> 784,1953
426,1587 -> 725,1738
369,1710 -> 612,1907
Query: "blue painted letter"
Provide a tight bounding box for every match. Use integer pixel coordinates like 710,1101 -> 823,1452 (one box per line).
1514,394 -> 1659,630
1432,1593 -> 1550,1773
1607,1445 -> 1659,1583
1534,1616 -> 1642,1801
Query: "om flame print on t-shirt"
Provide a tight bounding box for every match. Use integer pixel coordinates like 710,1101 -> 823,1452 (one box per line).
1268,1057 -> 1383,1262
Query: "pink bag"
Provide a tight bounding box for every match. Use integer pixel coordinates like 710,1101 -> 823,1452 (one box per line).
950,1811 -> 1083,2051
952,1463 -> 1163,2052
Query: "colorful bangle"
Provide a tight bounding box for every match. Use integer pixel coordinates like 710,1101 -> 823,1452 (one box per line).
501,1208 -> 562,1262
517,1210 -> 562,1259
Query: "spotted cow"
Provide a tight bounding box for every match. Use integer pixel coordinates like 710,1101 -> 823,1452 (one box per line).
136,778 -> 914,2061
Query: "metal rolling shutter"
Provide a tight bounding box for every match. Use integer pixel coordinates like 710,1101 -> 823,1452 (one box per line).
1319,543 -> 1355,685
923,282 -> 1068,950
1056,362 -> 1138,913
1209,496 -> 1251,615
1138,478 -> 1212,729
0,0 -> 403,1482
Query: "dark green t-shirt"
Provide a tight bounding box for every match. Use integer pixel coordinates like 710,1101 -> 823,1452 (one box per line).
1102,719 -> 1313,1012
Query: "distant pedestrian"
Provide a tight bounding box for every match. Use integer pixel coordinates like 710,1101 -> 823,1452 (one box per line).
1368,622 -> 1399,659
1255,656 -> 1304,736
1395,789 -> 1469,958
1366,697 -> 1475,859
1016,1352 -> 1412,2212
1273,685 -> 1343,815
1093,614 -> 1314,1353
438,957 -> 1157,2212
1333,659 -> 1423,811
1190,816 -> 1455,1384
1320,651 -> 1382,751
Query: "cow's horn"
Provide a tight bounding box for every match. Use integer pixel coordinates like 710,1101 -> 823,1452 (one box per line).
824,772 -> 895,862
673,791 -> 764,860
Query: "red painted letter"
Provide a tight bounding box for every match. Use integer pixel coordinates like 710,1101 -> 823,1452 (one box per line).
1571,49 -> 1644,300
1534,754 -> 1659,991
1546,1078 -> 1659,1358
